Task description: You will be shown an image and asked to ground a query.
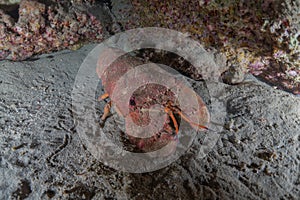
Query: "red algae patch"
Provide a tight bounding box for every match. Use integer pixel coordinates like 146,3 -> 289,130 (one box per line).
0,0 -> 103,61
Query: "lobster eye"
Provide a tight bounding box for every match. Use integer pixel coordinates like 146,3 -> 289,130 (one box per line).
129,98 -> 136,106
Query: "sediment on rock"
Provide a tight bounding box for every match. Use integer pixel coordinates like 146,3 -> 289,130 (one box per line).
0,0 -> 104,61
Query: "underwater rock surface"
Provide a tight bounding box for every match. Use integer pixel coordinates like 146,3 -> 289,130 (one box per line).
0,0 -> 299,199
0,0 -> 104,61
0,43 -> 299,199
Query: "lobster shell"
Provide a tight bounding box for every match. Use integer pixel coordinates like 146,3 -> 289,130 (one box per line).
96,47 -> 210,153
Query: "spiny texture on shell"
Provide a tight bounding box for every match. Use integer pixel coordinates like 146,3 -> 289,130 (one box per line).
97,48 -> 210,153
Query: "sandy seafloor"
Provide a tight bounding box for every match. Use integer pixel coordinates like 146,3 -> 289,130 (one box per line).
0,42 -> 299,199
0,1 -> 300,200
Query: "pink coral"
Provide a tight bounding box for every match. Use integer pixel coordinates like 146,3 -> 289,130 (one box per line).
0,0 -> 103,61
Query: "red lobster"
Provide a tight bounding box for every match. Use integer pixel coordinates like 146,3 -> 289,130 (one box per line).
96,47 -> 210,153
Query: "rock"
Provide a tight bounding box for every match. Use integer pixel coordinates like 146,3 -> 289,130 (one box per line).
222,64 -> 245,84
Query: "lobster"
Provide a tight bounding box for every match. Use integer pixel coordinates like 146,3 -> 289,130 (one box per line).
96,47 -> 210,154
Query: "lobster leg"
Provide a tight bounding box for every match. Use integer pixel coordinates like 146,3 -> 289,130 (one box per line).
101,101 -> 112,121
165,100 -> 209,133
98,93 -> 111,121
177,110 -> 209,130
164,107 -> 179,134
98,93 -> 109,101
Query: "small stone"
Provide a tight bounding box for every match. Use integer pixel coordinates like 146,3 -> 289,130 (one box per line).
222,65 -> 245,84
